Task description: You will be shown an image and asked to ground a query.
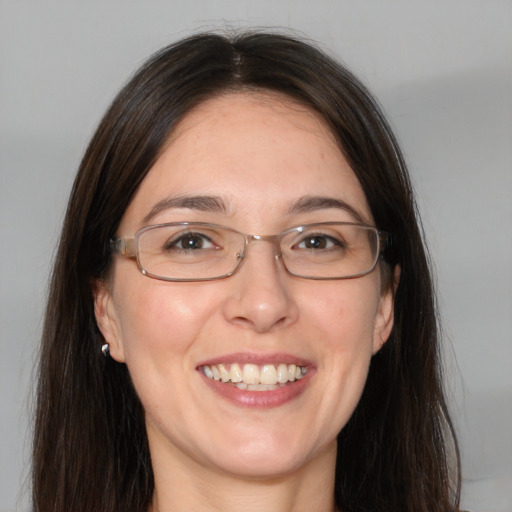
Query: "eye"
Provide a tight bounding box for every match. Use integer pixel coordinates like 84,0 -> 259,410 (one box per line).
165,232 -> 217,251
295,234 -> 341,250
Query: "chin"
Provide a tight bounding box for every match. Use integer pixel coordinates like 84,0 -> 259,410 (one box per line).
213,451 -> 308,480
204,427 -> 331,480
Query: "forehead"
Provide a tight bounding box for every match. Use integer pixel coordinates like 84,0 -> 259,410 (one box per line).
118,92 -> 372,232
167,90 -> 338,146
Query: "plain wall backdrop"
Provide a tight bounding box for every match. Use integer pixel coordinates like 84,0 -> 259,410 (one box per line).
1,1 -> 511,511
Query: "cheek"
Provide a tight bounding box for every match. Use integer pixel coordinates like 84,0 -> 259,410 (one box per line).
281,280 -> 382,447
303,281 -> 380,394
112,271 -> 218,362
301,278 -> 381,349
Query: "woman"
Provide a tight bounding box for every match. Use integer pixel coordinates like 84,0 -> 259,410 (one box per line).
33,31 -> 461,512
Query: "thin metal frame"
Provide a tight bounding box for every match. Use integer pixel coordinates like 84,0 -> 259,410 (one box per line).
109,221 -> 390,282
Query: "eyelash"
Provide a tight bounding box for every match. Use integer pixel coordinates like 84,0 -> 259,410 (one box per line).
294,234 -> 346,250
164,232 -> 218,251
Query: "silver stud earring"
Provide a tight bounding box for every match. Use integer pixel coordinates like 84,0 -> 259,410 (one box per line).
101,343 -> 110,357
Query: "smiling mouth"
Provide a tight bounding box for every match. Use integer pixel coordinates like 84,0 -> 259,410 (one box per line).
200,363 -> 308,391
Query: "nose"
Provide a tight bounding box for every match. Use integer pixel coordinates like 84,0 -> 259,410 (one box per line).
222,239 -> 299,333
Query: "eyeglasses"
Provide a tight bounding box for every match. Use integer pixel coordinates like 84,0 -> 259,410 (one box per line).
109,222 -> 389,282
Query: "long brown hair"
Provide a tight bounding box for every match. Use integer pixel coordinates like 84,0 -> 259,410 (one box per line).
33,31 -> 461,512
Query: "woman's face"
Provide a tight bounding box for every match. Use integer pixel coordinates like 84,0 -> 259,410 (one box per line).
95,92 -> 395,480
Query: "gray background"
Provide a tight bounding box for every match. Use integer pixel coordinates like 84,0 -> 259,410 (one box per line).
1,1 -> 511,511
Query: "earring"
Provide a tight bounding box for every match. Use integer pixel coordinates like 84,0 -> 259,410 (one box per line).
101,343 -> 110,357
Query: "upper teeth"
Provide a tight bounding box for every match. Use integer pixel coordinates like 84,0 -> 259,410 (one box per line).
202,363 -> 307,386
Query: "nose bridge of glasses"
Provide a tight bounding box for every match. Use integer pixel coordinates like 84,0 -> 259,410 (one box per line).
244,233 -> 283,259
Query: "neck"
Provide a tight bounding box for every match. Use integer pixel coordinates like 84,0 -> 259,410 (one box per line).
148,441 -> 338,512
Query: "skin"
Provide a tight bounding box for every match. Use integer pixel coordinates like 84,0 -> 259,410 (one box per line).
94,92 -> 396,512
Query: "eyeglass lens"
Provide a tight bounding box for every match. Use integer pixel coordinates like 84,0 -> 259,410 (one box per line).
135,223 -> 380,281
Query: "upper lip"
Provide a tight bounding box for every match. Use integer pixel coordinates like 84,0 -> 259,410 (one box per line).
196,352 -> 312,368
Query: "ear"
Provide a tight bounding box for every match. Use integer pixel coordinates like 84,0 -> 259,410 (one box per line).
92,279 -> 126,362
372,265 -> 400,354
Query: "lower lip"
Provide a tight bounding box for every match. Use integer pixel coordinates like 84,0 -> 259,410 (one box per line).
199,371 -> 313,408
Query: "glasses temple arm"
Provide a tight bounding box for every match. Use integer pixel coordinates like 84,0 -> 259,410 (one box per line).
109,237 -> 136,257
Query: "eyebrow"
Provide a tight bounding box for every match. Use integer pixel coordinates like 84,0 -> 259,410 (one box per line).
287,195 -> 365,223
143,193 -> 365,225
143,195 -> 227,224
